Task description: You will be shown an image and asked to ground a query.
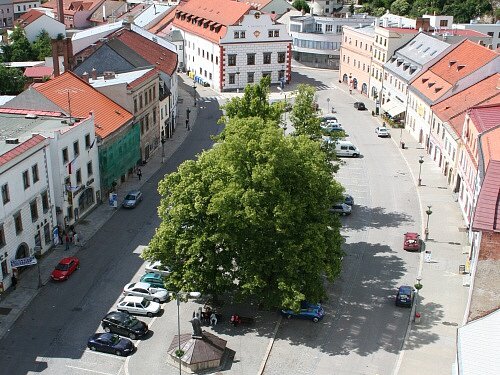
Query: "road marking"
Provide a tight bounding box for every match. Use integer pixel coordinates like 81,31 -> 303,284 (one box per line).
124,315 -> 158,375
66,365 -> 117,375
86,349 -> 126,360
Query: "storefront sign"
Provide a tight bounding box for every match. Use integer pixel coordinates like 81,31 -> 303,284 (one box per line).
11,256 -> 37,268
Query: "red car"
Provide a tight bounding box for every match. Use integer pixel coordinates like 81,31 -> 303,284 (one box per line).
51,257 -> 80,281
403,232 -> 420,251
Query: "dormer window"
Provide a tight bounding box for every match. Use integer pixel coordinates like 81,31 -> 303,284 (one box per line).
434,87 -> 442,93
234,31 -> 239,39
449,60 -> 456,67
457,64 -> 465,71
422,77 -> 429,83
428,82 -> 435,88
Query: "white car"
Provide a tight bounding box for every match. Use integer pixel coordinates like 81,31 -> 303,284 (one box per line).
375,126 -> 390,137
117,296 -> 161,317
145,261 -> 172,276
123,282 -> 169,303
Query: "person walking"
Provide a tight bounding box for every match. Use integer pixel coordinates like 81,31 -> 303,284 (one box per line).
210,313 -> 218,326
73,232 -> 79,246
11,274 -> 17,290
65,233 -> 70,250
137,168 -> 142,180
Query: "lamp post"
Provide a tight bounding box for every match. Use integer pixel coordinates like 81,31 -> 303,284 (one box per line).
414,275 -> 423,321
175,291 -> 201,375
418,156 -> 424,186
326,98 -> 330,114
425,205 -> 433,240
236,68 -> 240,93
349,73 -> 352,94
161,135 -> 166,163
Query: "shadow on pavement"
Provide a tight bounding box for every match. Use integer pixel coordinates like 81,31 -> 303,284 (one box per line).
342,205 -> 414,231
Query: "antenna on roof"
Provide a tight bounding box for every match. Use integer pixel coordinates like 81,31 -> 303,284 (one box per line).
67,91 -> 74,125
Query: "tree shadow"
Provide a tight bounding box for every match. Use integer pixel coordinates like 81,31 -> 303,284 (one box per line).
342,205 -> 414,231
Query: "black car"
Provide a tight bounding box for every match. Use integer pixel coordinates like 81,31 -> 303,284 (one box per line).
353,102 -> 366,110
344,194 -> 354,206
101,311 -> 148,339
395,285 -> 414,307
87,333 -> 135,356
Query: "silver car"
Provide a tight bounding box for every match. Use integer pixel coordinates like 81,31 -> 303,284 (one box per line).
117,296 -> 161,317
122,190 -> 143,208
329,203 -> 352,216
123,282 -> 169,303
145,261 -> 172,276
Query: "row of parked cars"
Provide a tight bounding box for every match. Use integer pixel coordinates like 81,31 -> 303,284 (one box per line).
86,261 -> 172,356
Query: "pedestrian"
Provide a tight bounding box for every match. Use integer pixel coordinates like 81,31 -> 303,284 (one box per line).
65,233 -> 70,250
185,118 -> 189,129
58,226 -> 63,245
137,168 -> 142,180
73,232 -> 79,246
210,313 -> 217,326
11,274 -> 17,290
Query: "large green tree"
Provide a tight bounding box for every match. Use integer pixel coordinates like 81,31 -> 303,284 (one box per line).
390,0 -> 411,15
8,26 -> 34,62
289,84 -> 321,137
292,0 -> 310,13
0,65 -> 26,94
32,30 -> 53,61
144,117 -> 345,310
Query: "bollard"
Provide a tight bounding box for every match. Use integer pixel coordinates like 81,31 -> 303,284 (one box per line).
415,312 -> 421,323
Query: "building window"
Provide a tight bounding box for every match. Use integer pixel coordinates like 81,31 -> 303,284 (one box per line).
209,73 -> 212,80
85,133 -> 91,149
248,72 -> 254,83
263,52 -> 271,64
30,200 -> 38,222
23,170 -> 30,189
277,52 -> 286,64
32,164 -> 39,183
76,169 -> 82,184
1,260 -> 6,278
0,225 -> 5,248
228,54 -> 236,66
262,72 -> 271,79
87,161 -> 93,176
139,94 -> 143,109
1,184 -> 9,204
240,31 -> 245,38
134,98 -> 137,112
229,73 -> 235,84
234,31 -> 239,39
41,191 -> 49,213
326,24 -> 332,32
247,53 -> 255,65
62,147 -> 68,163
14,212 -> 23,234
216,56 -> 218,65
315,24 -> 322,32
337,25 -> 343,33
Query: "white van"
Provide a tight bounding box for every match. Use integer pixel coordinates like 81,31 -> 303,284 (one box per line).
334,140 -> 360,157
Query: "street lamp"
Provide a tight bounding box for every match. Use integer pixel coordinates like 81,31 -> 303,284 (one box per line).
414,275 -> 423,321
349,73 -> 352,94
425,205 -> 433,240
236,68 -> 240,93
418,156 -> 424,186
175,291 -> 201,375
327,98 -> 330,113
161,135 -> 166,163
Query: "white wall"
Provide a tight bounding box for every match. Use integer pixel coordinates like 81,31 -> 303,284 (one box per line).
25,15 -> 66,42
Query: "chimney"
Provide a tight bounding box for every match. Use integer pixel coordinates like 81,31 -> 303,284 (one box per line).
51,39 -> 60,77
62,38 -> 73,73
91,68 -> 97,80
103,4 -> 106,22
103,71 -> 115,80
57,0 -> 64,24
81,72 -> 89,83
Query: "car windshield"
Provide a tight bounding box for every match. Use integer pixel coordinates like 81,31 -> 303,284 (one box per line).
110,334 -> 120,344
125,316 -> 139,326
55,263 -> 69,271
142,299 -> 150,307
125,194 -> 136,200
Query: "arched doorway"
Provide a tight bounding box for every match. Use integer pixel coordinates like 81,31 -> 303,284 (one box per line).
342,74 -> 348,83
352,78 -> 358,90
361,83 -> 368,95
15,243 -> 30,274
78,187 -> 95,217
371,87 -> 378,99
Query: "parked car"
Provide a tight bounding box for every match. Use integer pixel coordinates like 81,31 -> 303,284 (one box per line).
87,332 -> 135,356
123,282 -> 169,303
122,190 -> 143,208
330,203 -> 352,215
281,302 -> 325,323
354,102 -> 366,110
145,261 -> 172,276
321,122 -> 343,135
334,140 -> 360,157
344,194 -> 354,206
320,115 -> 338,124
117,296 -> 161,317
395,286 -> 414,307
375,126 -> 390,137
403,232 -> 421,251
101,311 -> 148,340
140,272 -> 165,288
51,257 -> 79,281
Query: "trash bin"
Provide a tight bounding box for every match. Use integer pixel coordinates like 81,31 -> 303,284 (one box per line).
401,141 -> 405,149
415,312 -> 421,323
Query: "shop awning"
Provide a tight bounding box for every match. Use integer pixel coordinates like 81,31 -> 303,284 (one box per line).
382,100 -> 405,117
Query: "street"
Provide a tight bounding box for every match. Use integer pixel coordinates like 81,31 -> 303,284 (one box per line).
0,68 -> 422,375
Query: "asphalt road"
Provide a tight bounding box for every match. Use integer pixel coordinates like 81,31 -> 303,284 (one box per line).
262,68 -> 421,375
0,95 -> 223,375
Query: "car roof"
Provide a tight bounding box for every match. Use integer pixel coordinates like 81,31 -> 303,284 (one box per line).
130,282 -> 151,289
105,311 -> 130,320
58,257 -> 77,264
405,232 -> 419,239
399,285 -> 413,293
127,190 -> 141,195
122,295 -> 145,302
143,272 -> 161,279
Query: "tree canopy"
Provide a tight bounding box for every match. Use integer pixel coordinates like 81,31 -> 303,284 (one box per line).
1,27 -> 53,62
292,0 -> 310,13
0,65 -> 26,95
289,84 -> 321,137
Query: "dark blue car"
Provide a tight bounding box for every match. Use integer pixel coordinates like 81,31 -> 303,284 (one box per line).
395,286 -> 414,307
87,333 -> 135,356
281,302 -> 325,323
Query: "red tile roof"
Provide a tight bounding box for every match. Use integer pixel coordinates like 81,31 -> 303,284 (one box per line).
173,0 -> 251,43
0,134 -> 46,168
148,6 -> 176,34
472,160 -> 500,232
411,40 -> 498,102
469,103 -> 500,133
35,72 -> 133,139
432,74 -> 500,135
432,29 -> 489,37
113,29 -> 178,76
24,66 -> 54,78
128,68 -> 160,89
42,0 -> 103,16
239,0 -> 272,8
15,9 -> 44,27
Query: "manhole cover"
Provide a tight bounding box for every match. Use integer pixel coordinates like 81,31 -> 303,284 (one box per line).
0,307 -> 12,315
72,307 -> 82,312
442,321 -> 458,326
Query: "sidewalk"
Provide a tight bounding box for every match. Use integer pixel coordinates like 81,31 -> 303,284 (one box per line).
383,122 -> 470,374
0,74 -> 205,341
